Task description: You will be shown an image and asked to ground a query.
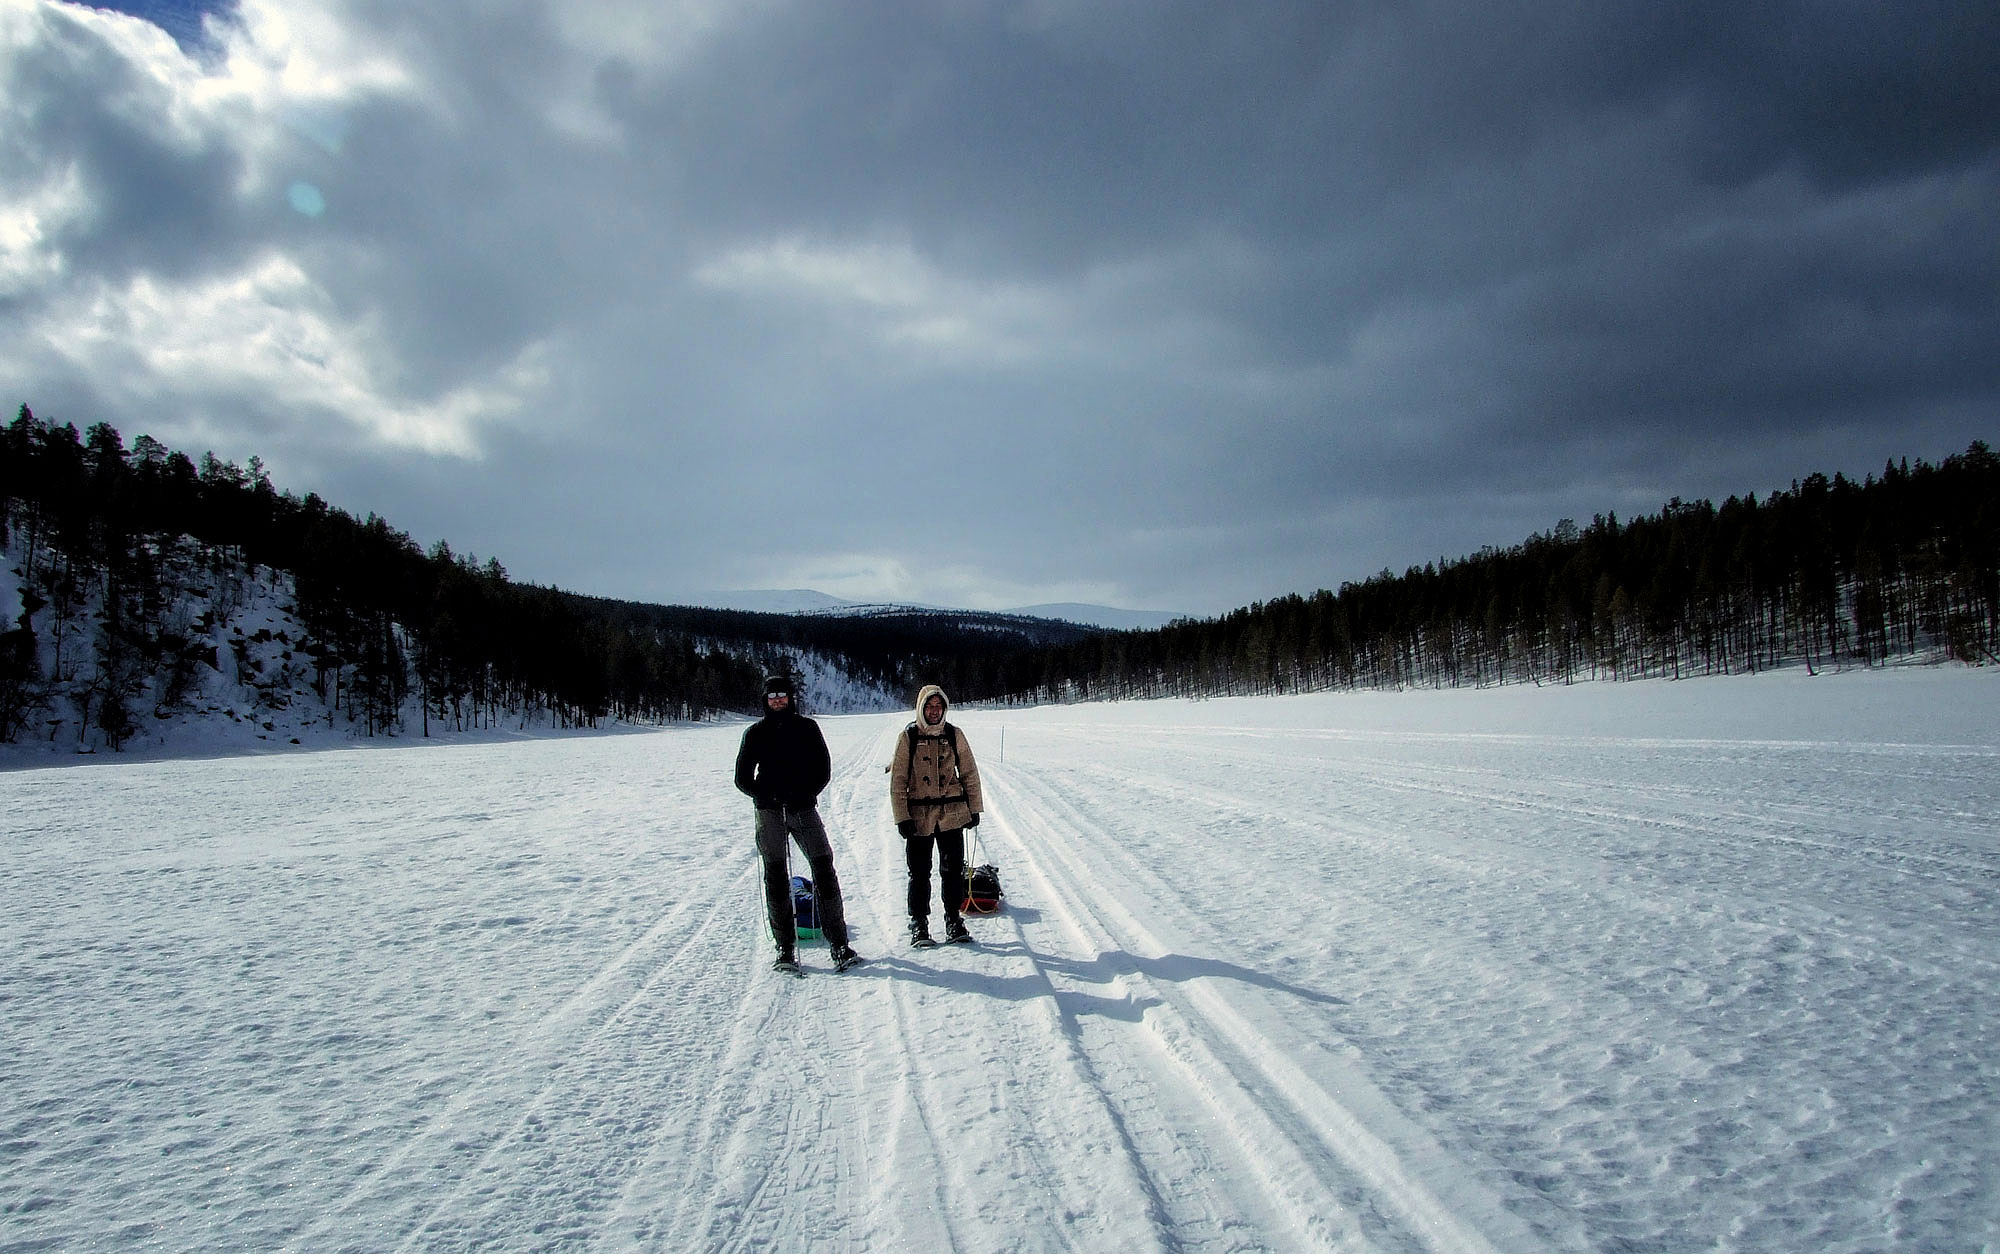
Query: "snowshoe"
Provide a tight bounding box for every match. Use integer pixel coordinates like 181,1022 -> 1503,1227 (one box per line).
772,951 -> 803,975
943,918 -> 972,945
830,944 -> 864,972
908,919 -> 938,949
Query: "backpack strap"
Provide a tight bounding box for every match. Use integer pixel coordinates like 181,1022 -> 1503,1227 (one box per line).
902,720 -> 968,806
904,720 -> 961,774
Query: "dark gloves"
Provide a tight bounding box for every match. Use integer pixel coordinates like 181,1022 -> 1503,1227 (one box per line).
966,812 -> 980,828
897,819 -> 918,837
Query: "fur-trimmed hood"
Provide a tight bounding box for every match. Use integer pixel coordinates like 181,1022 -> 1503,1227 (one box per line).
913,684 -> 950,734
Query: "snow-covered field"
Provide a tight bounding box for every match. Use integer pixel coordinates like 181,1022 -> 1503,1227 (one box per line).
3,668 -> 1996,1251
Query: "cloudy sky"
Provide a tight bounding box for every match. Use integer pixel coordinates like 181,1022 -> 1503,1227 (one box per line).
4,0 -> 1995,616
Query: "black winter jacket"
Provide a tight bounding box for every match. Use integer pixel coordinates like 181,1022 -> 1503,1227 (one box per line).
734,709 -> 832,808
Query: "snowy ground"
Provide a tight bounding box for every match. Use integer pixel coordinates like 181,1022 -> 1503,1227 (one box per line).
3,668 -> 1996,1251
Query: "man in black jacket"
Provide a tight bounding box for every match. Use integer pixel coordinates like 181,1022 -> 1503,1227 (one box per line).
734,675 -> 860,972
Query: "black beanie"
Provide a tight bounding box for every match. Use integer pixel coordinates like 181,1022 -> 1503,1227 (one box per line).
764,675 -> 796,696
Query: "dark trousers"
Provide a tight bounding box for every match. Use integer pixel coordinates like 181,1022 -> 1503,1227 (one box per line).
755,805 -> 849,950
905,828 -> 966,924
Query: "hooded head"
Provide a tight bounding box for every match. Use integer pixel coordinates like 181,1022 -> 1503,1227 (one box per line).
764,674 -> 798,716
915,683 -> 949,731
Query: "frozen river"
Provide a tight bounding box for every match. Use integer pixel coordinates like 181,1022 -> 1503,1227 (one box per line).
4,667 -> 1996,1250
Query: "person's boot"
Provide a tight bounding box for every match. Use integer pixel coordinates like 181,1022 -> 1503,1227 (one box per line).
943,916 -> 972,944
772,945 -> 800,973
908,917 -> 937,949
829,942 -> 863,971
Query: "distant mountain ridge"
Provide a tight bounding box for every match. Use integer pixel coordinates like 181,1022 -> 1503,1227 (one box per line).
685,589 -> 855,615
687,590 -> 1184,631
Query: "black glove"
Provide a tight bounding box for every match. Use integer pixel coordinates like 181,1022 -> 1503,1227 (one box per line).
966,812 -> 980,828
897,819 -> 918,837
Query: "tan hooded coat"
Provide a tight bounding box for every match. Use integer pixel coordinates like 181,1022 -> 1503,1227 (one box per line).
889,684 -> 983,836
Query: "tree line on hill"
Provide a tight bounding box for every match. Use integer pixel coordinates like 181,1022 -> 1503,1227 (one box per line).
0,405 -> 778,745
563,595 -> 1094,707
0,405 -> 1106,748
986,442 -> 1998,704
4,400 -> 1991,748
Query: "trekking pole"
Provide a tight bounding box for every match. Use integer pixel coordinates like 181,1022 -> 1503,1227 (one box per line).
757,813 -> 784,956
783,815 -> 808,942
769,814 -> 789,953
963,823 -> 984,914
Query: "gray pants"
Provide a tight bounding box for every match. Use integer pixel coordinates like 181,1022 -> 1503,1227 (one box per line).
755,805 -> 849,950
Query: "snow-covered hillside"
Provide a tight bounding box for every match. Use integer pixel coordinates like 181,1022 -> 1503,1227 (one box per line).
759,648 -> 903,716
1005,601 -> 1184,630
3,668 -> 1995,1250
0,535 -> 902,764
0,535 -> 365,759
683,588 -> 861,615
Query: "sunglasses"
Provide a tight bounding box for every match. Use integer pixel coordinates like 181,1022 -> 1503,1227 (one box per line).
766,691 -> 791,700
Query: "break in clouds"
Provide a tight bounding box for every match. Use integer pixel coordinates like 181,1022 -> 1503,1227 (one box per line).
3,0 -> 1995,613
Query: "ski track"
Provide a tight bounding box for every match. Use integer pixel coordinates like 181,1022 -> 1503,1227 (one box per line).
380,879 -> 754,1252
980,710 -> 1997,1251
278,864 -> 737,1248
3,676 -> 1996,1251
821,723 -> 1154,1253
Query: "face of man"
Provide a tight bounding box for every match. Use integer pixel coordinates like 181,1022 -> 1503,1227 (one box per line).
766,691 -> 791,712
923,694 -> 945,725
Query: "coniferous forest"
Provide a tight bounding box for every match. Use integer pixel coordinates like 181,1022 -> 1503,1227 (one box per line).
0,405 -> 778,745
979,441 -> 1998,704
2,400 -> 1993,751
0,405 -> 1082,747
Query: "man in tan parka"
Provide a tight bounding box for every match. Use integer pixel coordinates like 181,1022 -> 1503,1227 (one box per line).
889,684 -> 983,947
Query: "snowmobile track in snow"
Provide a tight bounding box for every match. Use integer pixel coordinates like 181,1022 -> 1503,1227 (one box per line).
986,760 -> 1535,1253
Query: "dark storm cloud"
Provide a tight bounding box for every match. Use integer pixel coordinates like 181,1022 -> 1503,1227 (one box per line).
2,8 -> 255,281
5,0 -> 1995,614
614,3 -> 1998,410
611,2 -> 1999,256
1670,0 -> 2000,187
